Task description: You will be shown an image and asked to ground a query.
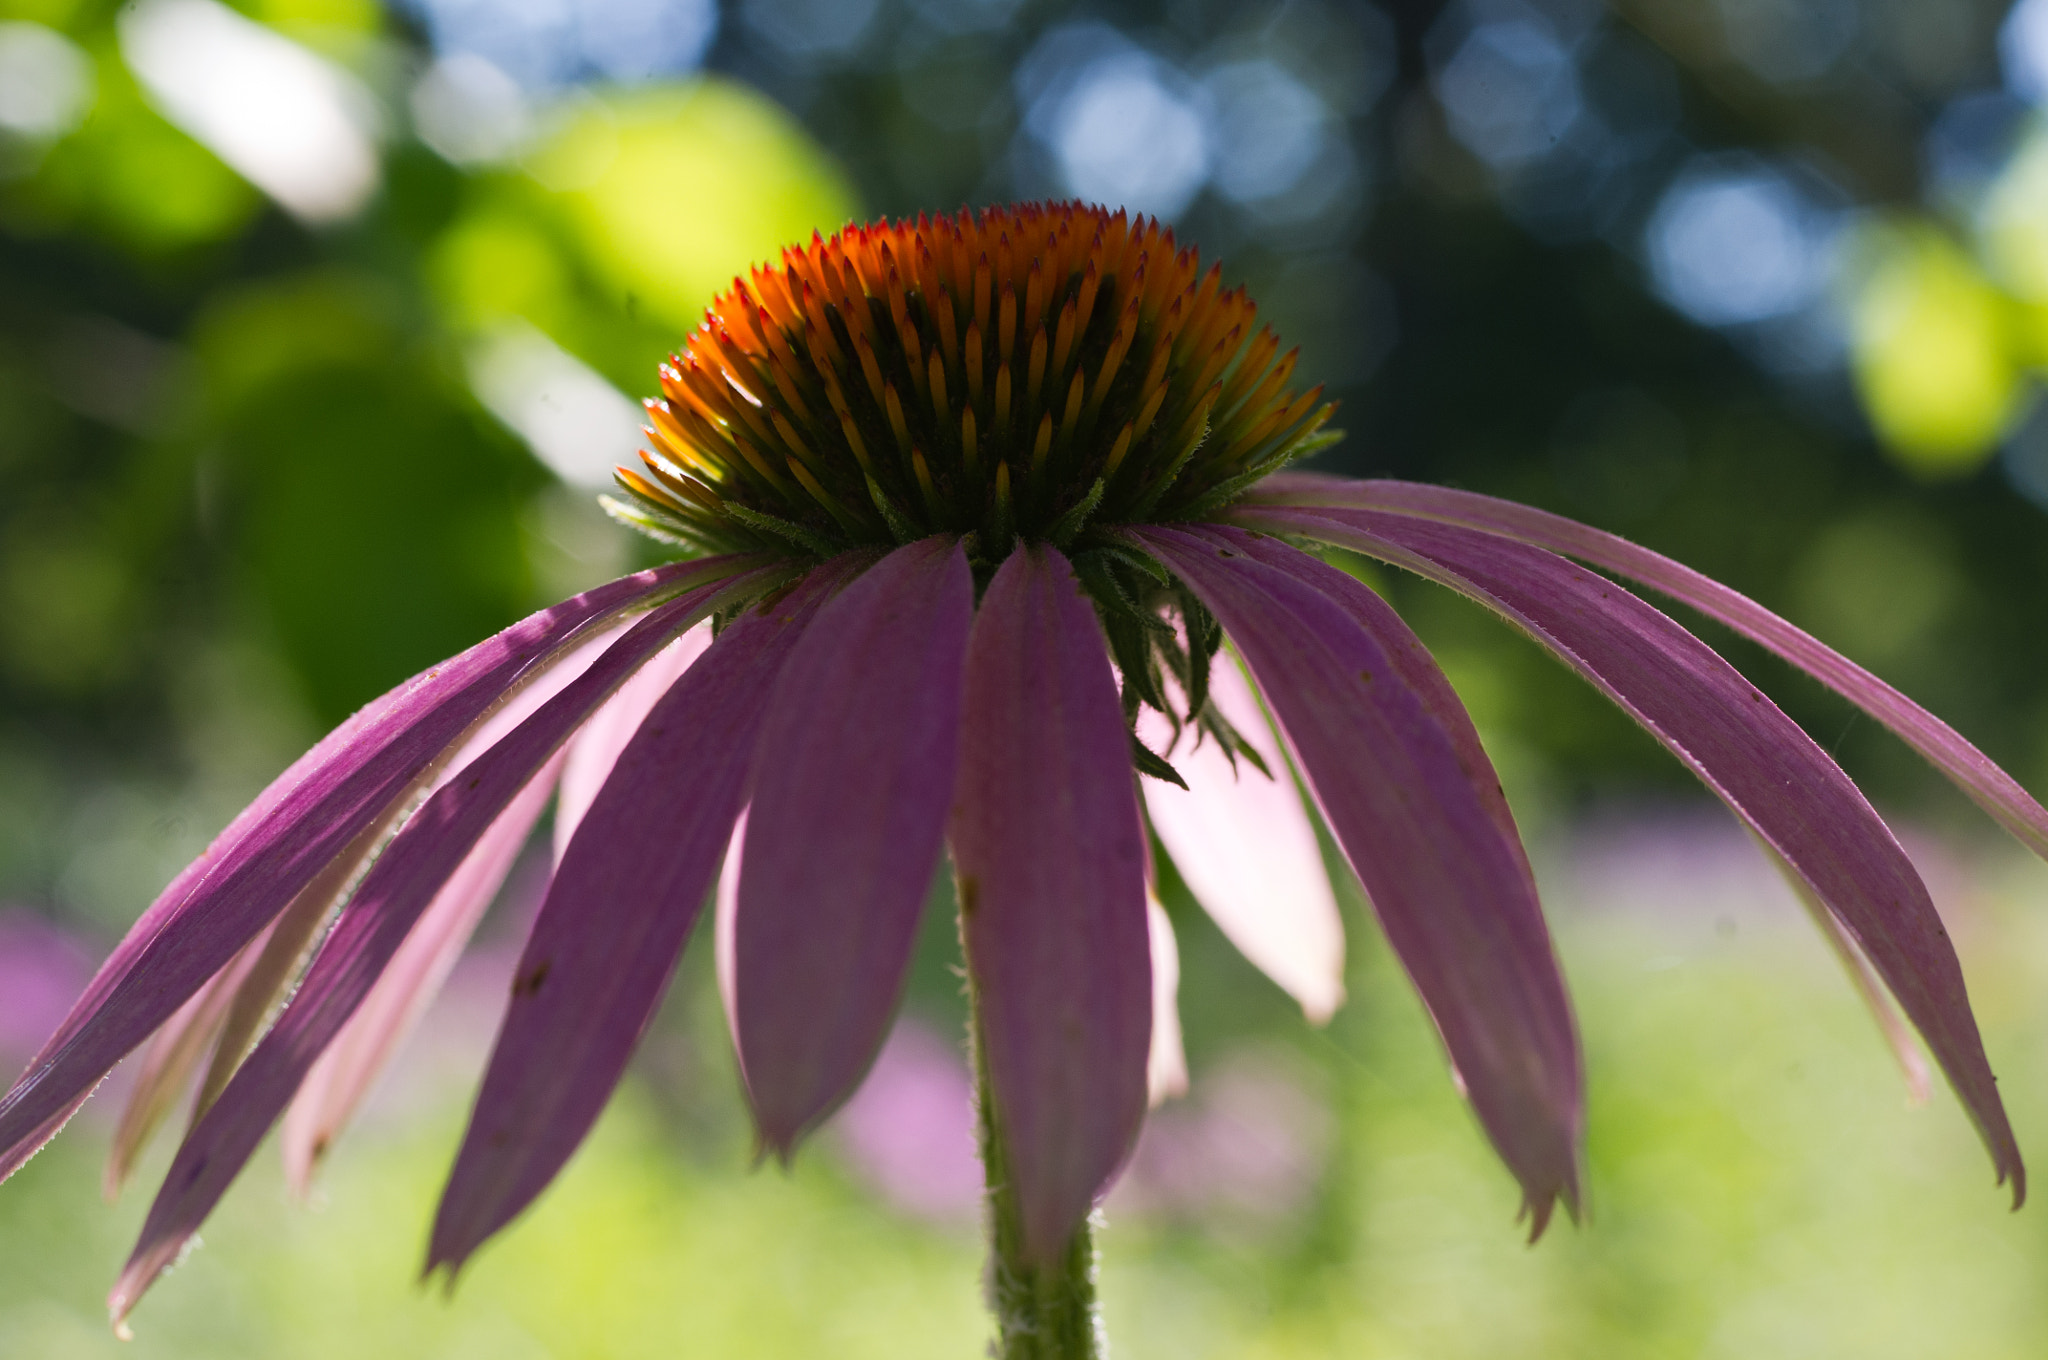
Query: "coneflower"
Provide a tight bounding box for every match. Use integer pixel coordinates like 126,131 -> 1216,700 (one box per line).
4,201 -> 2045,1359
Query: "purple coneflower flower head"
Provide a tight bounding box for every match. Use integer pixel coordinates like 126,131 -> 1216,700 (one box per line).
5,201 -> 2047,1330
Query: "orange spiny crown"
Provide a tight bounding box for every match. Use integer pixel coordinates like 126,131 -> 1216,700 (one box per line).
609,201 -> 1337,566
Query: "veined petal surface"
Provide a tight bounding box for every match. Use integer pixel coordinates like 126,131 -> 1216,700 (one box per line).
281,748 -> 569,1196
554,628 -> 713,860
1251,474 -> 2048,864
109,569 -> 768,1323
201,638 -> 618,1125
1245,504 -> 2023,1201
1137,658 -> 1344,1023
952,543 -> 1151,1265
426,558 -> 866,1278
1133,524 -> 1582,1229
104,936 -> 266,1198
735,537 -> 974,1154
0,554 -> 759,1181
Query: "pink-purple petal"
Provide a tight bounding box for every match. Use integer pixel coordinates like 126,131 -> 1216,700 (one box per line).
1244,503 -> 2024,1202
424,558 -> 866,1279
280,750 -> 568,1196
1137,660 -> 1345,1023
105,939 -> 264,1198
734,537 -> 974,1154
1145,895 -> 1188,1107
554,628 -> 713,861
713,811 -> 747,1052
1251,474 -> 2048,864
1131,524 -> 1583,1230
189,823 -> 385,1117
107,568 -> 767,1324
951,543 -> 1151,1265
194,629 -> 621,1124
0,554 -> 759,1182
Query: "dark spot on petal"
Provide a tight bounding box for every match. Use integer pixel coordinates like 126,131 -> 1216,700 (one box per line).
1750,690 -> 1763,702
1217,548 -> 1236,558
513,960 -> 551,997
467,776 -> 481,790
1359,669 -> 1373,684
958,876 -> 979,919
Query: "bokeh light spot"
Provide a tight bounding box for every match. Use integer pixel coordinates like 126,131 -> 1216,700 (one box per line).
1848,224 -> 2019,477
0,22 -> 94,147
524,81 -> 856,333
1433,13 -> 1582,170
1047,53 -> 1209,220
118,0 -> 381,223
1645,157 -> 1833,328
1202,59 -> 1332,206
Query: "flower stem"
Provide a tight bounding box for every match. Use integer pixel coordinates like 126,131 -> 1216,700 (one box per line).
962,905 -> 1105,1360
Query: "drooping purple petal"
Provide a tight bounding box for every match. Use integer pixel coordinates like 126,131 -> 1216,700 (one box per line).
1145,895 -> 1188,1107
1251,474 -> 2048,864
109,567 -> 773,1324
1215,527 -> 1538,881
195,624 -> 628,1123
1242,503 -> 2024,1201
424,557 -> 867,1280
0,554 -> 763,1183
280,749 -> 569,1197
951,543 -> 1151,1265
734,537 -> 974,1155
1137,659 -> 1345,1023
105,938 -> 265,1198
189,823 -> 386,1117
553,628 -> 713,861
1132,524 -> 1583,1229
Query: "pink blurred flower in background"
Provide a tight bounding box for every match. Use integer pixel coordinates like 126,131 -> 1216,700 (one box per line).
0,912 -> 93,1066
832,1018 -> 982,1224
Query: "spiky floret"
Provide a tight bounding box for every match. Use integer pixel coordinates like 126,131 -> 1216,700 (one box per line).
607,201 -> 1338,567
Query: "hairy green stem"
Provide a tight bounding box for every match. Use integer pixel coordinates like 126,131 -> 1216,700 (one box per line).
961,902 -> 1105,1360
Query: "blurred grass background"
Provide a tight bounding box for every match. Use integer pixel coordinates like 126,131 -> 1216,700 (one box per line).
5,829 -> 2048,1357
6,0 -> 2048,1351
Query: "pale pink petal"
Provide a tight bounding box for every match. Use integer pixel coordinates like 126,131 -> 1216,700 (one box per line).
108,567 -> 769,1324
1250,474 -> 2048,864
189,821 -> 387,1118
1243,504 -> 2022,1203
1132,524 -> 1582,1231
951,543 -> 1151,1265
554,627 -> 713,862
713,811 -> 747,1051
424,557 -> 865,1280
104,939 -> 264,1199
203,619 -> 633,1126
734,537 -> 974,1154
0,553 -> 761,1183
1138,658 -> 1345,1024
280,750 -> 568,1196
1146,896 -> 1188,1108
